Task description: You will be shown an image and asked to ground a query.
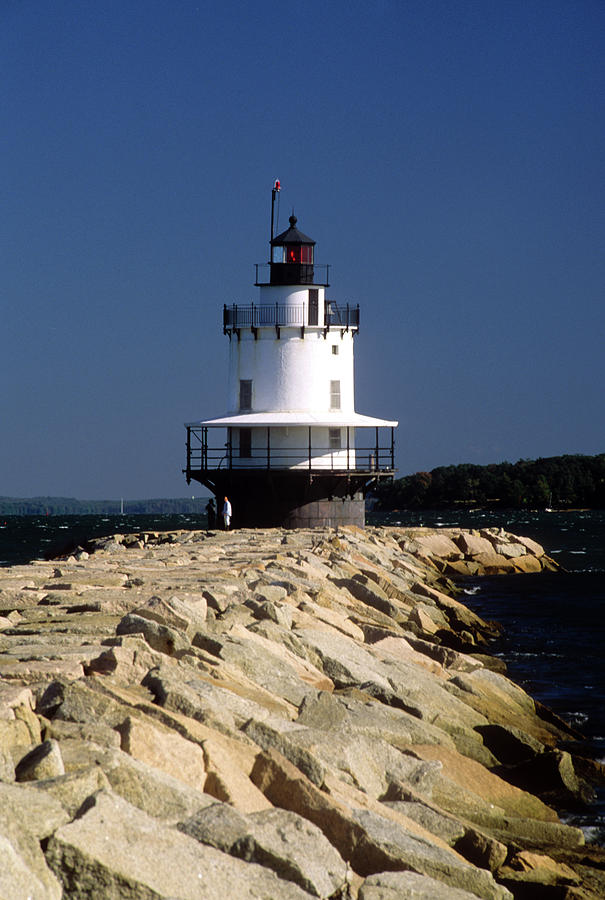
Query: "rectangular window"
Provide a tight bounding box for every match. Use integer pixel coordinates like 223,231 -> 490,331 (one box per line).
308,289 -> 318,326
239,428 -> 251,458
332,344 -> 339,355
239,380 -> 252,410
329,428 -> 341,450
330,380 -> 341,410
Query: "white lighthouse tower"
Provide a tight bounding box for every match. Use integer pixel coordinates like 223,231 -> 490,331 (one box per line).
185,184 -> 397,527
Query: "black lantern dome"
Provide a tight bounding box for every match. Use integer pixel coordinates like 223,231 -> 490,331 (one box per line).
270,215 -> 315,285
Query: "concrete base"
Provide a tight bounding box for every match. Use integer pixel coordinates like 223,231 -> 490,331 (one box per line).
284,495 -> 365,529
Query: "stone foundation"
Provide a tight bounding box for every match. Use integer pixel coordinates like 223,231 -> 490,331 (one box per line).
283,495 -> 365,528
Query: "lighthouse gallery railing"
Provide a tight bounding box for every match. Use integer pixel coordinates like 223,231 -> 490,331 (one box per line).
185,425 -> 395,477
223,302 -> 360,332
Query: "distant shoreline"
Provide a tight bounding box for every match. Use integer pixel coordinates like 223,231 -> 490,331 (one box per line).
0,498 -> 209,516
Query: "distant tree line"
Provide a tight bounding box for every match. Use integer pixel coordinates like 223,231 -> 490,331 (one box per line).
373,454 -> 605,510
0,498 -> 206,516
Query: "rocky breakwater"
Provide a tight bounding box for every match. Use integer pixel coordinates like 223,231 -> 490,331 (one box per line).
0,525 -> 603,899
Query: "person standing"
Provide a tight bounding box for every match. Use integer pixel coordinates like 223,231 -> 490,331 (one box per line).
205,498 -> 216,529
222,496 -> 232,530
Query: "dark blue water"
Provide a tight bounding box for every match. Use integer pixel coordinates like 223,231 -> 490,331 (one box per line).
0,514 -> 209,567
2,509 -> 604,837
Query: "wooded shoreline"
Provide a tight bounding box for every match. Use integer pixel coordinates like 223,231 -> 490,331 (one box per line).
374,453 -> 605,510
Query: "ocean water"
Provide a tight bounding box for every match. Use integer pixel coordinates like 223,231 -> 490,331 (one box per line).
1,508 -> 604,836
0,514 -> 209,567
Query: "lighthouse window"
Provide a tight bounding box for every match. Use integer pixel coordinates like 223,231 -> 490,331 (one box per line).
329,428 -> 342,450
332,344 -> 339,355
239,380 -> 252,410
239,428 -> 252,458
284,245 -> 313,264
308,289 -> 318,326
330,380 -> 341,410
272,245 -> 285,263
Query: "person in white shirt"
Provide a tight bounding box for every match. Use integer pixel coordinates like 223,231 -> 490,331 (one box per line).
222,496 -> 232,530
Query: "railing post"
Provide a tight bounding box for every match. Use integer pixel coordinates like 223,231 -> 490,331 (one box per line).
346,426 -> 350,470
375,427 -> 379,471
186,427 -> 191,479
308,427 -> 312,473
390,427 -> 394,470
228,428 -> 232,470
267,427 -> 270,470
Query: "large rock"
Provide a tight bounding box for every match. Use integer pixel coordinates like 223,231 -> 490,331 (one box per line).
411,743 -> 560,824
117,714 -> 206,790
296,689 -> 455,751
402,533 -> 463,560
132,592 -> 207,636
142,663 -> 295,734
454,533 -> 498,557
32,766 -> 112,817
37,678 -> 129,729
250,748 -> 506,898
446,667 -> 572,746
335,576 -> 408,621
202,736 -> 271,812
359,869 -> 484,899
0,832 -> 62,900
350,808 -> 508,899
179,802 -> 349,897
242,717 -> 326,787
15,738 -> 65,781
57,740 -> 215,824
0,684 -> 42,772
0,783 -> 65,900
116,612 -> 190,656
192,630 -> 321,706
45,789 -> 314,899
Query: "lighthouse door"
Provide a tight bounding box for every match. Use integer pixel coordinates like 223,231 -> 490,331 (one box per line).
308,289 -> 318,326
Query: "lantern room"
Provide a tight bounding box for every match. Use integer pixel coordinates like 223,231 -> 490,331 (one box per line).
270,214 -> 315,285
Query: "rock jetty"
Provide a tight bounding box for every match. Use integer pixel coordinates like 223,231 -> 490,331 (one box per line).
1,525 -> 604,899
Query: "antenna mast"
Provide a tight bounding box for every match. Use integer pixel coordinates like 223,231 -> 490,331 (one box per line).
270,179 -> 281,248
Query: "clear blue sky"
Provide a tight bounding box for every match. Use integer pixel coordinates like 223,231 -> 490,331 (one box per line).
2,0 -> 604,499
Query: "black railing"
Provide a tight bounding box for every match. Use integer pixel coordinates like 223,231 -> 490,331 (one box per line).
223,302 -> 360,333
185,425 -> 395,476
224,303 -> 305,329
325,303 -> 360,329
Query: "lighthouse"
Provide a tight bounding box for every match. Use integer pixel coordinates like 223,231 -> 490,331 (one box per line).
184,185 -> 398,528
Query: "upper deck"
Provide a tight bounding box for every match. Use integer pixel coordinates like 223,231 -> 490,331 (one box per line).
223,300 -> 360,338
